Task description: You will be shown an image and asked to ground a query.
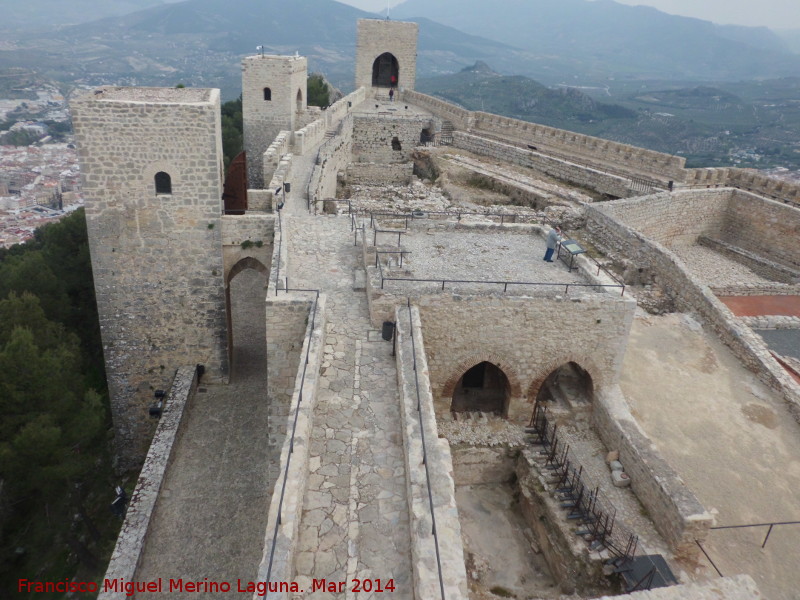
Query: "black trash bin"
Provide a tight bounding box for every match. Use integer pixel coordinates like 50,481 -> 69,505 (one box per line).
382,321 -> 395,341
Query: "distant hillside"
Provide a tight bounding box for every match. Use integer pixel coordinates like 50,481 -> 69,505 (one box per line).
418,62 -> 637,128
418,67 -> 800,170
0,0 -> 172,30
393,0 -> 800,83
0,0 -> 532,98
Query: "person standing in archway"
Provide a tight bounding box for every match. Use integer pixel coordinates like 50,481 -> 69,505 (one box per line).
390,74 -> 397,87
544,225 -> 562,262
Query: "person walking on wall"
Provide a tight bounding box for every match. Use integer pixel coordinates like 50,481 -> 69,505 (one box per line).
543,225 -> 562,262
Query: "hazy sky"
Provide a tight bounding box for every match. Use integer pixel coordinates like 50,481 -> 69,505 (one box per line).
336,0 -> 800,30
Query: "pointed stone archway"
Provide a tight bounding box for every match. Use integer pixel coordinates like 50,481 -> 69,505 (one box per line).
372,52 -> 399,88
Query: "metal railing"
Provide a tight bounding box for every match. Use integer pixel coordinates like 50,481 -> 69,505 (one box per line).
527,401 -> 639,560
403,300 -> 446,600
262,287 -> 321,588
273,209 -> 283,296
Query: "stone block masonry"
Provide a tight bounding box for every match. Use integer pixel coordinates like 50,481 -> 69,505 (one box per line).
355,19 -> 419,93
346,162 -> 413,186
71,87 -> 228,470
242,55 -> 307,188
352,114 -> 434,164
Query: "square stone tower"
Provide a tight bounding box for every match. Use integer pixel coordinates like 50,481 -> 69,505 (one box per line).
355,19 -> 419,94
242,54 -> 308,188
71,87 -> 228,470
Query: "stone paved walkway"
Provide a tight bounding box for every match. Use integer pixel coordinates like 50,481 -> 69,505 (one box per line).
135,269 -> 271,599
284,183 -> 413,598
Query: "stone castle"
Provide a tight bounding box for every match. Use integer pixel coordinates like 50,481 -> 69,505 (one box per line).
71,17 -> 799,600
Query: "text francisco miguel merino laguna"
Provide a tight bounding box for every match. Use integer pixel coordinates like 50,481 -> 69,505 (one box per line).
19,577 -> 397,595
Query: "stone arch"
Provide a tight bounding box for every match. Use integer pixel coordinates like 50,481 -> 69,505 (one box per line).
296,88 -> 303,112
264,87 -> 272,101
143,161 -> 181,197
226,256 -> 268,287
441,352 -> 523,400
372,52 -> 399,88
526,355 -> 603,407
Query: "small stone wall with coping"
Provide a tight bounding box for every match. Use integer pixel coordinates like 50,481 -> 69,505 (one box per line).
711,284 -> 800,296
324,87 -> 367,127
267,154 -> 293,212
247,189 -> 273,212
253,294 -> 327,600
308,114 -> 354,202
395,305 -> 469,600
98,366 -> 198,600
593,385 -> 712,562
699,236 -> 800,284
293,118 -> 327,156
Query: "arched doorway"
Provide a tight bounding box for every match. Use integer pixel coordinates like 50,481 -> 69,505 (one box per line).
296,88 -> 303,112
226,258 -> 268,380
451,361 -> 510,416
533,362 -> 593,416
372,52 -> 399,88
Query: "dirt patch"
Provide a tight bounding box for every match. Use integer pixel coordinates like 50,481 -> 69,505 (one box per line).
741,403 -> 778,429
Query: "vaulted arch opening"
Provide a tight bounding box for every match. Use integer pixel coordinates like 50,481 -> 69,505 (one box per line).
372,52 -> 399,88
225,258 -> 268,380
296,88 -> 303,112
451,361 -> 510,416
533,362 -> 594,416
154,171 -> 172,195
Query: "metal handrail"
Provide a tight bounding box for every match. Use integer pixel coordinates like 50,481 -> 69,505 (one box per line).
262,287 -> 321,588
404,299 -> 446,600
273,209 -> 283,296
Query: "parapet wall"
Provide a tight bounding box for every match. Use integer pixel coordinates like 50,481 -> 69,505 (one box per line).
453,132 -> 635,198
308,114 -> 354,202
395,306 -> 469,600
99,366 -> 198,600
263,131 -> 291,186
352,113 -> 434,164
324,87 -> 367,127
402,90 -> 684,182
346,162 -> 414,186
685,167 -> 800,207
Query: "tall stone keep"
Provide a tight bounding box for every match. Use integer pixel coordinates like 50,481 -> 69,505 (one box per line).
71,87 -> 229,470
355,19 -> 419,94
242,54 -> 308,188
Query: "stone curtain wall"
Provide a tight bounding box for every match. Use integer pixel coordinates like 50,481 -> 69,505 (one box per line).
352,114 -> 434,164
402,90 -> 684,182
593,386 -> 712,561
597,189 -> 731,248
345,162 -> 414,186
722,190 -> 800,270
98,366 -> 198,600
586,204 -> 800,413
309,114 -> 355,202
71,87 -> 227,469
685,166 -> 800,205
325,87 -> 367,127
415,294 -> 636,422
453,132 -> 635,198
395,306 -> 469,600
221,214 -> 275,283
253,294 -> 327,599
242,55 -> 307,188
262,131 -> 291,189
355,19 -> 419,93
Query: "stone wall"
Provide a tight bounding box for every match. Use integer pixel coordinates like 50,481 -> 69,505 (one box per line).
597,189 -> 731,248
414,293 -> 636,423
699,237 -> 799,284
293,118 -> 327,156
593,386 -> 712,561
453,132 -> 636,198
263,131 -> 291,187
71,86 -> 228,469
265,297 -> 315,483
355,19 -> 419,93
267,153 -> 293,212
242,55 -> 307,188
450,446 -> 517,485
252,294 -> 327,600
395,306 -> 469,600
722,190 -> 800,270
324,87 -> 367,127
345,162 -> 414,185
352,114 -> 434,164
221,213 -> 275,283
597,575 -> 762,600
98,366 -> 198,600
586,203 -> 800,414
402,90 -> 683,182
309,114 -> 354,202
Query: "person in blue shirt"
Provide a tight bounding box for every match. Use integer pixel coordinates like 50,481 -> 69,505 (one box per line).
543,225 -> 562,262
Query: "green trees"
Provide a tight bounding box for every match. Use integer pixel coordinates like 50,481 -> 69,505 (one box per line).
0,209 -> 114,597
221,95 -> 243,170
307,74 -> 330,108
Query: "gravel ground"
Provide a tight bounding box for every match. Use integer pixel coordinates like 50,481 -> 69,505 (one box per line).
670,244 -> 777,287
